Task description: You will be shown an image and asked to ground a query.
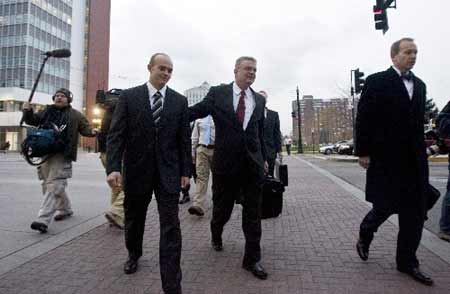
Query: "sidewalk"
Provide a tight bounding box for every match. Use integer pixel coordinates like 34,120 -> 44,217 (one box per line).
1,155 -> 449,294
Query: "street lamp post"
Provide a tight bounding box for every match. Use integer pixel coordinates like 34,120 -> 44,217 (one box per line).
312,130 -> 315,154
296,86 -> 303,154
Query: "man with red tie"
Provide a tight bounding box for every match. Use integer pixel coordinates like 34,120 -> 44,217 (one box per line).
189,56 -> 268,280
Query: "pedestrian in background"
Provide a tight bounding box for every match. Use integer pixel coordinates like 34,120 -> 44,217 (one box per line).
98,100 -> 124,229
284,136 -> 292,155
22,88 -> 97,233
189,56 -> 269,280
188,116 -> 215,216
106,53 -> 191,294
259,90 -> 282,177
355,38 -> 433,286
439,159 -> 450,242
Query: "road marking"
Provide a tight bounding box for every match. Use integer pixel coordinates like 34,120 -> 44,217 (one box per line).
293,155 -> 450,265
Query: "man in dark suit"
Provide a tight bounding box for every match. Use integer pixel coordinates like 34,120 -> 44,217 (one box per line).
355,38 -> 433,286
259,90 -> 282,177
189,56 -> 268,280
106,53 -> 191,294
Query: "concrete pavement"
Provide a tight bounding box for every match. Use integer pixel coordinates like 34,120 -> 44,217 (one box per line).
0,154 -> 450,293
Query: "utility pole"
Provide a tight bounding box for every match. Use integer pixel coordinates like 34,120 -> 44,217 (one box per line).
296,86 -> 303,154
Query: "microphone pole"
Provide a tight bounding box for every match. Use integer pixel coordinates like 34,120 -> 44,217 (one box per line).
20,48 -> 70,126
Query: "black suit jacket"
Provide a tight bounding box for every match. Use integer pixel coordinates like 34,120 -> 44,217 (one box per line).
264,109 -> 282,159
189,83 -> 266,181
355,67 -> 428,213
106,84 -> 191,195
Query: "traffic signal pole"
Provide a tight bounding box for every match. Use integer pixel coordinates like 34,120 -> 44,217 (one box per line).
296,86 -> 303,154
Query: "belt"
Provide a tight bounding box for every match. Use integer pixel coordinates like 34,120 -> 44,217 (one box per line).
198,144 -> 214,149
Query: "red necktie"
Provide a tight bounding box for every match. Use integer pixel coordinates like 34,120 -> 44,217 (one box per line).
236,91 -> 246,125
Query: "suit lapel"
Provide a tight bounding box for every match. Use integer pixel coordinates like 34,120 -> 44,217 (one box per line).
222,83 -> 241,129
159,87 -> 174,127
246,87 -> 262,130
386,67 -> 411,105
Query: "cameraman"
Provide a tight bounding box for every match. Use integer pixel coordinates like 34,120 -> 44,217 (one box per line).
98,100 -> 124,229
22,88 -> 97,233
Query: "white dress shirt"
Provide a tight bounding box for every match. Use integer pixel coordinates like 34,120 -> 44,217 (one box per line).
191,116 -> 215,155
392,66 -> 414,99
232,82 -> 255,130
147,81 -> 167,107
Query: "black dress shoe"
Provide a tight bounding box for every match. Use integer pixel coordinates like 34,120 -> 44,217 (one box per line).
124,258 -> 138,274
243,261 -> 268,280
356,238 -> 369,261
397,267 -> 433,286
211,241 -> 223,251
179,195 -> 190,204
30,221 -> 48,233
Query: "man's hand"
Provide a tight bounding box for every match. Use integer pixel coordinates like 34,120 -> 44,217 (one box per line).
192,153 -> 196,165
23,102 -> 31,110
181,176 -> 190,189
264,161 -> 269,174
92,128 -> 100,135
358,156 -> 370,169
107,171 -> 122,188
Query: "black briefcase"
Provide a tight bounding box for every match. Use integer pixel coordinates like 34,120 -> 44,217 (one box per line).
279,164 -> 288,186
261,177 -> 285,219
426,183 -> 440,210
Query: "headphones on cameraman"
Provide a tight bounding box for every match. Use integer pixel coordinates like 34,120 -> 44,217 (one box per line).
52,88 -> 73,103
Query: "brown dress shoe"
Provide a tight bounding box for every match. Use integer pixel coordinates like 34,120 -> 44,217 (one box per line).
188,206 -> 204,216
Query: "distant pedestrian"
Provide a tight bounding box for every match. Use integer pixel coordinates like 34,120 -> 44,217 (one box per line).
284,137 -> 292,155
22,88 -> 97,233
188,116 -> 215,216
355,38 -> 433,286
259,91 -> 282,177
106,53 -> 191,294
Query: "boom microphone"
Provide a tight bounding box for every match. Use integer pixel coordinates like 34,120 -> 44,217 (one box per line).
43,49 -> 71,58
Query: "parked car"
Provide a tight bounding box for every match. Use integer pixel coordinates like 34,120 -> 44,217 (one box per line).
338,139 -> 354,155
333,140 -> 347,152
319,144 -> 334,155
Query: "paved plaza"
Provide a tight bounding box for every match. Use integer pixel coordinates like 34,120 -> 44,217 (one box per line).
0,153 -> 449,293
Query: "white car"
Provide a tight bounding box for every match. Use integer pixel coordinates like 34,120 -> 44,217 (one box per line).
319,144 -> 334,155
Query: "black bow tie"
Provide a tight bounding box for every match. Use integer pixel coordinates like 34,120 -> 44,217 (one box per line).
401,71 -> 413,81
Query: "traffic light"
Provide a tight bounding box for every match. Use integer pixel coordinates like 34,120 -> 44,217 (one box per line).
374,1 -> 389,33
291,111 -> 296,118
354,69 -> 365,94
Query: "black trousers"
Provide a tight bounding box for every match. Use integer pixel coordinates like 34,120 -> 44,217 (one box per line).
124,184 -> 182,294
211,167 -> 263,265
360,203 -> 424,270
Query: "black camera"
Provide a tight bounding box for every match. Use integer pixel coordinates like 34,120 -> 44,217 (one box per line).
95,88 -> 122,108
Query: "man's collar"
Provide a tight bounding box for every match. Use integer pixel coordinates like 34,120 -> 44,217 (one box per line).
392,65 -> 410,76
147,81 -> 167,98
232,82 -> 251,96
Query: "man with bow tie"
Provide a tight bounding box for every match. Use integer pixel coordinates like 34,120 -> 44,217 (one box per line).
189,56 -> 269,280
106,53 -> 191,294
355,38 -> 433,286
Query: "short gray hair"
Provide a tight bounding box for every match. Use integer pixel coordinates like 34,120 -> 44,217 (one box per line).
235,56 -> 257,68
391,38 -> 414,57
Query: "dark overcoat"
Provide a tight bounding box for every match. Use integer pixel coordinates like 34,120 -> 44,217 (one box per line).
355,67 -> 428,215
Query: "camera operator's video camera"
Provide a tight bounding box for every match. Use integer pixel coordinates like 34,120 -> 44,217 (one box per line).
95,88 -> 122,108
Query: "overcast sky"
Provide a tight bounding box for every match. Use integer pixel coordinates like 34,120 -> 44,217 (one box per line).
109,0 -> 450,135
